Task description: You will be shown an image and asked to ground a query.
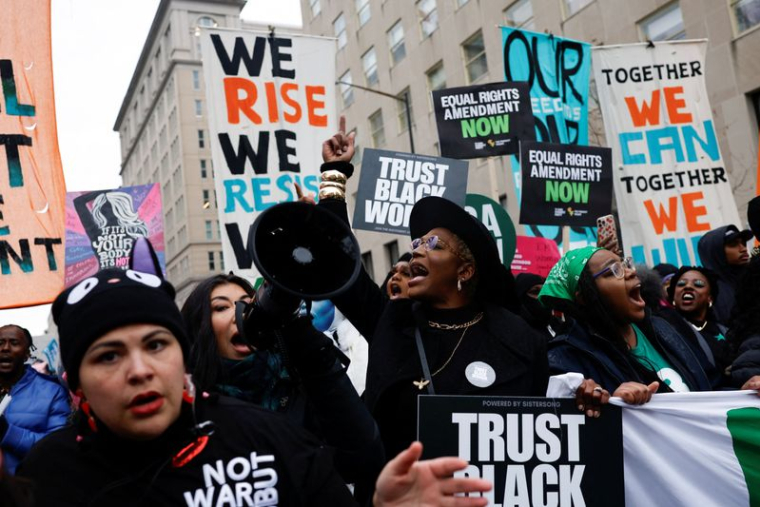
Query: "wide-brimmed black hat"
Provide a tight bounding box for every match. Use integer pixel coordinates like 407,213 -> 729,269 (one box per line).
409,196 -> 516,308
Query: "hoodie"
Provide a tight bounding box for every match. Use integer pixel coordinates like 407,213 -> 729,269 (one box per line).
697,226 -> 745,325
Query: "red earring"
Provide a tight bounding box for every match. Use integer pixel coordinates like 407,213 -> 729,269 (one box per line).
182,374 -> 196,404
80,399 -> 98,433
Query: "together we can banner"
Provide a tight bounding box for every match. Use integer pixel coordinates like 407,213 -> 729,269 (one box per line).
0,0 -> 67,308
201,28 -> 336,279
64,184 -> 165,287
593,41 -> 741,266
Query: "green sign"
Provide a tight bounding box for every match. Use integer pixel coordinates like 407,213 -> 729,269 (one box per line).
464,193 -> 516,266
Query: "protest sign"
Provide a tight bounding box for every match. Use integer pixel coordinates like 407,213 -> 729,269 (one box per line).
352,149 -> 468,235
201,28 -> 336,279
64,184 -> 165,286
464,194 -> 516,266
0,1 -> 67,308
418,395 -> 624,506
511,236 -> 561,277
502,28 -> 591,146
520,141 -> 612,227
502,27 -> 596,251
433,82 -> 534,158
593,41 -> 741,266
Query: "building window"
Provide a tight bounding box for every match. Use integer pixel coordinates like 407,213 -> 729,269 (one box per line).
310,0 -> 321,17
180,256 -> 190,275
362,47 -> 379,86
200,159 -> 208,178
563,0 -> 593,18
192,69 -> 201,90
334,14 -> 347,50
397,88 -> 413,132
362,251 -> 375,281
208,251 -> 216,271
457,0 -> 470,6
463,31 -> 488,83
369,110 -> 386,148
198,130 -> 205,148
202,189 -> 211,209
731,0 -> 760,34
388,20 -> 406,65
639,2 -> 685,41
178,226 -> 187,247
505,0 -> 535,30
205,220 -> 213,240
339,70 -> 354,107
426,61 -> 446,108
195,99 -> 202,117
385,241 -> 400,268
499,193 -> 508,210
417,0 -> 438,38
219,251 -> 225,271
351,129 -> 363,166
356,0 -> 371,26
198,16 -> 217,28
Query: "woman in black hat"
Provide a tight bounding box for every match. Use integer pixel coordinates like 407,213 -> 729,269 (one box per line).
317,124 -> 608,461
17,252 -> 492,506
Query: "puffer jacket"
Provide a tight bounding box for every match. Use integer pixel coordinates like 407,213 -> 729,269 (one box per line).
548,313 -> 712,393
697,226 -> 746,325
2,366 -> 71,474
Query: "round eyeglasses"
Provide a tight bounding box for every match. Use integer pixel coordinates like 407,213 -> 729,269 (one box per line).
592,257 -> 636,279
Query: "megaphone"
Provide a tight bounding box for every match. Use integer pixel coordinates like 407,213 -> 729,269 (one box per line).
236,201 -> 361,349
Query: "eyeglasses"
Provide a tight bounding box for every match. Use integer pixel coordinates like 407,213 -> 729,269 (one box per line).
592,257 -> 635,279
411,235 -> 463,258
676,278 -> 706,288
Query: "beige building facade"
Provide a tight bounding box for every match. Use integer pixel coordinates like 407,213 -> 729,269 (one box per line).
114,0 -> 248,303
300,0 -> 760,282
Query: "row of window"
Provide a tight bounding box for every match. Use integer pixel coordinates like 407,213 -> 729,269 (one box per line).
167,250 -> 224,284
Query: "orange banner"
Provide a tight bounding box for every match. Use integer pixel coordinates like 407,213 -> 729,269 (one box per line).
0,0 -> 66,308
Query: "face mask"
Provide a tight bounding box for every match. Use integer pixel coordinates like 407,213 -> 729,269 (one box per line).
521,294 -> 552,324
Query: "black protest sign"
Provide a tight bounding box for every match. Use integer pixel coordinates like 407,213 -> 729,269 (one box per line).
418,395 -> 624,507
520,141 -> 612,227
352,149 -> 468,235
433,81 -> 535,159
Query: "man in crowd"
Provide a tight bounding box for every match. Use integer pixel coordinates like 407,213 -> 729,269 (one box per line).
0,325 -> 70,474
697,225 -> 753,325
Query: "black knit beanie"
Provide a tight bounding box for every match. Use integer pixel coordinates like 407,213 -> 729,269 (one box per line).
52,268 -> 188,389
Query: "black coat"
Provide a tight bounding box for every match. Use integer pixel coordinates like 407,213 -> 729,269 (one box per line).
333,264 -> 549,458
730,334 -> 760,387
18,396 -> 356,506
548,313 -> 712,393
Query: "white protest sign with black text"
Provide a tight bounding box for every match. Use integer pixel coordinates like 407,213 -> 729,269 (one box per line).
592,41 -> 740,266
201,28 -> 336,279
352,149 -> 468,235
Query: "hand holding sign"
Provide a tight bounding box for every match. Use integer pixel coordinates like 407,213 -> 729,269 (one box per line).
373,442 -> 492,507
612,381 -> 659,405
322,115 -> 355,163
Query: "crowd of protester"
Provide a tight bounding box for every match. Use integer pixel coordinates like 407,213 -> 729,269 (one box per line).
0,123 -> 758,506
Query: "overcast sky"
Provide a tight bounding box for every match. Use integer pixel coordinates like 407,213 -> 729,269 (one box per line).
2,0 -> 302,335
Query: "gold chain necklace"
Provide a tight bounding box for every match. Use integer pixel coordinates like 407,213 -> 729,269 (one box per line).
690,320 -> 708,331
413,312 -> 484,390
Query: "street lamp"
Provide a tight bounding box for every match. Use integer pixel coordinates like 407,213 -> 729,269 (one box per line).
335,81 -> 415,154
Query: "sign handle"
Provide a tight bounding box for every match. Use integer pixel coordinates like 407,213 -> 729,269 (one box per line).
486,157 -> 500,201
562,226 -> 570,254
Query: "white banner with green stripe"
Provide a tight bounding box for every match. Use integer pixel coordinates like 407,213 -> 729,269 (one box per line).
613,391 -> 760,506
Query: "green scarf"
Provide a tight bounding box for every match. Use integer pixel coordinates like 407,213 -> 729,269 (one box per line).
539,246 -> 601,307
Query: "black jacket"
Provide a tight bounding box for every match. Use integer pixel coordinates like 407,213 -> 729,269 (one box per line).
333,258 -> 548,458
697,226 -> 745,325
730,334 -> 760,387
548,313 -> 712,393
18,396 -> 356,507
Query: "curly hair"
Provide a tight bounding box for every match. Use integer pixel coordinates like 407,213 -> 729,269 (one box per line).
728,256 -> 760,348
181,273 -> 254,390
